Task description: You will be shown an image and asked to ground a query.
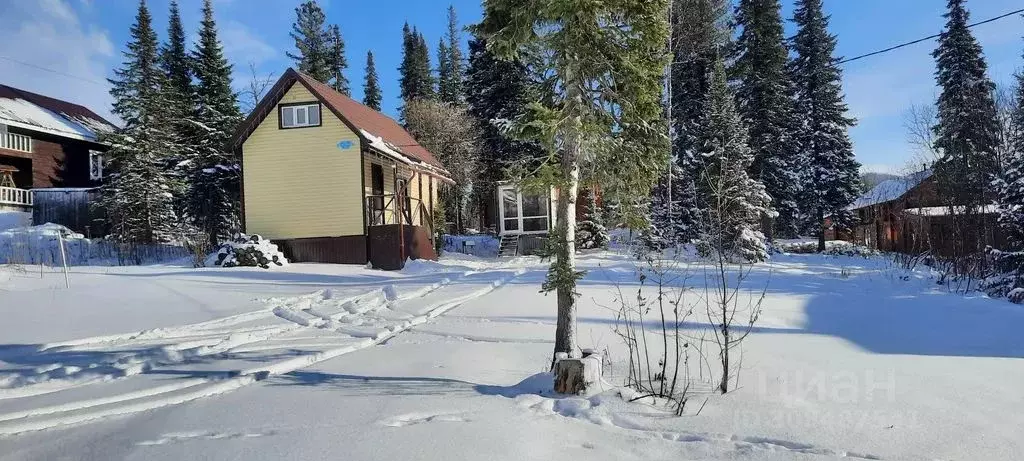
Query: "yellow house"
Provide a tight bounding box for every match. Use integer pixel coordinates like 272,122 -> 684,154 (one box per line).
230,68 -> 453,269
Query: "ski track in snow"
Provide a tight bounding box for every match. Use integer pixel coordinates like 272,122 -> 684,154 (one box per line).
511,394 -> 884,460
0,268 -> 523,435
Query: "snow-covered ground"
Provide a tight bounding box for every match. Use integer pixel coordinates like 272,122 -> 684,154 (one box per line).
0,250 -> 1022,460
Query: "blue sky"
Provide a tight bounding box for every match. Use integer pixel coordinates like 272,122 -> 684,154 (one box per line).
1,0 -> 1022,174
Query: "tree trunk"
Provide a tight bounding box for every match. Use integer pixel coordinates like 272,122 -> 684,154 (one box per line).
552,132 -> 581,366
817,209 -> 826,252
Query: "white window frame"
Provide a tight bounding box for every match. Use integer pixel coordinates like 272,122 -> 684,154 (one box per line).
89,150 -> 104,181
280,103 -> 321,129
498,184 -> 553,235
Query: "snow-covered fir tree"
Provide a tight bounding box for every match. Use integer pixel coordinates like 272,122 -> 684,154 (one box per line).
362,51 -> 382,110
932,0 -> 1000,255
464,35 -> 542,229
731,0 -> 802,239
98,0 -> 181,244
668,0 -> 730,238
789,0 -> 861,251
287,1 -> 332,83
399,23 -> 435,106
438,6 -> 464,105
696,57 -> 772,263
188,0 -> 243,247
998,61 -> 1024,248
576,191 -> 609,250
327,24 -> 349,95
649,162 -> 698,246
158,0 -> 194,186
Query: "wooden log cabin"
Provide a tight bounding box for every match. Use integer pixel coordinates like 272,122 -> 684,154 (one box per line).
0,83 -> 114,233
230,68 -> 453,269
837,169 -> 1003,255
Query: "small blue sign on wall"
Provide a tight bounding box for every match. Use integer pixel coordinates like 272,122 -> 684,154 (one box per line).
337,140 -> 354,150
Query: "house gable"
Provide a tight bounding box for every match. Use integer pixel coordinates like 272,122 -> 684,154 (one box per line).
242,81 -> 363,239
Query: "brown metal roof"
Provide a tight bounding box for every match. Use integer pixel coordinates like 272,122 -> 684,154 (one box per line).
231,68 -> 448,176
0,83 -> 116,137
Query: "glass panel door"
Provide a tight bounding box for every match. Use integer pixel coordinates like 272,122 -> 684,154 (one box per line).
501,188 -> 519,233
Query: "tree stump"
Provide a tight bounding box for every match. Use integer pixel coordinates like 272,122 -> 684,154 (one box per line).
553,353 -> 602,395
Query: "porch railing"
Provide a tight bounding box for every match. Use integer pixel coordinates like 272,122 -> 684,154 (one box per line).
0,186 -> 33,207
365,194 -> 432,232
0,132 -> 33,153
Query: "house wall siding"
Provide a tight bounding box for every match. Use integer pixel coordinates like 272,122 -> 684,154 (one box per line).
1,126 -> 100,189
242,82 -> 363,239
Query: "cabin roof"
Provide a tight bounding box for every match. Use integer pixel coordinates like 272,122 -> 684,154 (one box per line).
231,68 -> 449,178
850,169 -> 933,210
0,84 -> 116,142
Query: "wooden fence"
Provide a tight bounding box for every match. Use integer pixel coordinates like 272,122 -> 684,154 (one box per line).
32,188 -> 103,237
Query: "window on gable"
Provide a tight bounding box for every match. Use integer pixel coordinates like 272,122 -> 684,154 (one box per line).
280,103 -> 321,129
89,150 -> 104,181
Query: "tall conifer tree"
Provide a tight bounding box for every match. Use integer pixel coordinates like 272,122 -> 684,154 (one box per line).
438,6 -> 464,104
363,51 -> 382,110
659,0 -> 731,244
465,36 -> 542,228
695,57 -> 772,263
327,24 -> 349,94
158,0 -> 194,189
731,0 -> 802,239
99,0 -> 180,243
790,0 -> 861,250
287,1 -> 331,82
189,0 -> 243,246
932,0 -> 1000,255
998,50 -> 1024,248
399,24 -> 435,115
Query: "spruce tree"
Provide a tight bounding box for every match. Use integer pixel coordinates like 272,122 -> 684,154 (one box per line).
731,0 -> 802,239
99,0 -> 180,244
479,0 -> 669,365
158,0 -> 194,190
438,6 -> 464,104
790,0 -> 861,251
576,191 -> 609,250
998,56 -> 1024,248
327,24 -> 349,94
465,36 -> 542,229
932,0 -> 1000,255
189,0 -> 243,247
695,56 -> 771,263
650,163 -> 698,245
437,38 -> 450,98
668,0 -> 730,244
287,1 -> 331,82
399,24 -> 435,108
363,50 -> 382,110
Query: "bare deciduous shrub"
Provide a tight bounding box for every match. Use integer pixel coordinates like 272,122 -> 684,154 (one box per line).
612,251 -> 702,415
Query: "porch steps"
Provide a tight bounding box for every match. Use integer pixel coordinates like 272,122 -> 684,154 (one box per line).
498,235 -> 519,258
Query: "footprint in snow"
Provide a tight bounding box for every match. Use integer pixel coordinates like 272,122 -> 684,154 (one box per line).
380,412 -> 471,427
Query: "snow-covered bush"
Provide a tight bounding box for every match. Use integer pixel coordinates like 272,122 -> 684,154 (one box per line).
980,247 -> 1024,304
207,234 -> 288,269
772,239 -> 880,258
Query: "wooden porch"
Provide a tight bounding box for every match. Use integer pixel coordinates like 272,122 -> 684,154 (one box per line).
364,193 -> 436,270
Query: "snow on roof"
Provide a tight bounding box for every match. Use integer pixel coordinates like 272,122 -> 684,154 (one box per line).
903,204 -> 999,216
850,169 -> 932,210
0,84 -> 115,143
359,129 -> 452,180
